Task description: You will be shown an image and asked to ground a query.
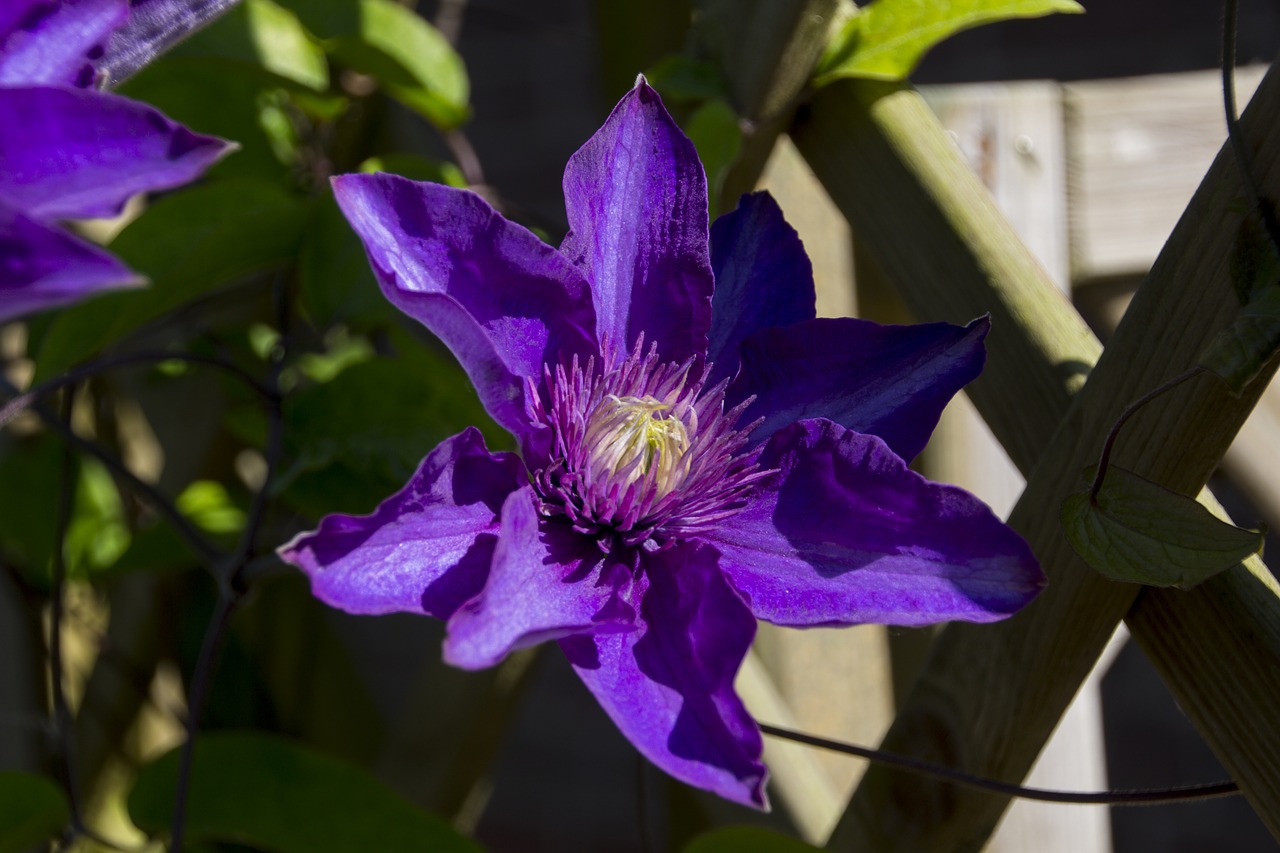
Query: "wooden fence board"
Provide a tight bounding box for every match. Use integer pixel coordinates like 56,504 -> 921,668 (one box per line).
792,66 -> 1280,850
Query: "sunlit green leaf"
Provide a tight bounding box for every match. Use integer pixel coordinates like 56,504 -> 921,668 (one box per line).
815,0 -> 1083,85
64,458 -> 131,575
35,180 -> 307,380
685,826 -> 821,853
165,0 -> 328,90
358,155 -> 467,187
244,0 -> 329,90
326,0 -> 470,129
1062,466 -> 1264,589
177,481 -> 247,535
0,772 -> 68,853
127,732 -> 480,852
683,98 -> 743,220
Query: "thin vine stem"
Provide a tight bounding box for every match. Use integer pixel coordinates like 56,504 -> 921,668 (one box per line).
1088,367 -> 1205,500
169,272 -> 291,851
1222,0 -> 1280,255
759,723 -> 1240,806
0,349 -> 274,430
49,387 -> 82,837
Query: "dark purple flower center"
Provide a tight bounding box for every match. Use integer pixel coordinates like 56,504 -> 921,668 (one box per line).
527,338 -> 769,551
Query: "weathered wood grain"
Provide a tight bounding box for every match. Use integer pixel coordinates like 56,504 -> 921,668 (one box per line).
792,66 -> 1280,849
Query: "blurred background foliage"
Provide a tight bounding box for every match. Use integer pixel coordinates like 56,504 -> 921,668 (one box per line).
10,0 -> 1266,850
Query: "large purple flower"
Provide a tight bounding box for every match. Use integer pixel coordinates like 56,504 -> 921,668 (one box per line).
280,80 -> 1044,808
0,0 -> 233,324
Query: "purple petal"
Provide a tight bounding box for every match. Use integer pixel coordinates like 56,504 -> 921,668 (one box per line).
332,173 -> 598,443
444,486 -> 639,670
278,428 -> 524,619
0,86 -> 232,221
559,78 -> 713,364
707,192 -> 815,384
0,0 -> 126,87
561,541 -> 767,809
100,0 -> 241,86
706,419 -> 1044,627
0,197 -> 141,323
727,315 -> 989,462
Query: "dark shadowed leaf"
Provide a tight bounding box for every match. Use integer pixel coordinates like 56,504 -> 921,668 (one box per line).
815,0 -> 1082,85
683,99 -> 743,220
127,732 -> 479,852
1199,285 -> 1280,394
120,57 -> 296,182
1200,217 -> 1280,393
685,826 -> 821,853
35,180 -> 306,380
271,329 -> 502,516
0,772 -> 68,853
1062,466 -> 1264,589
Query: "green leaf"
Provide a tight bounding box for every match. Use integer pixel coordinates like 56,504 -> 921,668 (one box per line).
684,826 -> 821,853
35,180 -> 307,380
64,457 -> 131,576
127,732 -> 480,852
271,331 -> 502,516
121,57 -> 295,181
683,98 -> 743,220
645,56 -> 731,104
815,0 -> 1083,85
177,481 -> 247,535
0,772 -> 69,853
0,434 -> 60,584
243,0 -> 329,90
1199,283 -> 1280,394
164,0 -> 327,90
326,0 -> 470,129
1199,217 -> 1280,393
1062,466 -> 1264,589
358,154 -> 467,187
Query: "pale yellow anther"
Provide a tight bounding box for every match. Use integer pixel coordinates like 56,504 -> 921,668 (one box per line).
584,395 -> 691,501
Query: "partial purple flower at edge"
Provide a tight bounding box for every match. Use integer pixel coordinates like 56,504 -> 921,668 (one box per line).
0,0 -> 234,324
280,78 -> 1046,809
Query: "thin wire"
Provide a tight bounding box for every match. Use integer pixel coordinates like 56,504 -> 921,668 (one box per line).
759,723 -> 1240,806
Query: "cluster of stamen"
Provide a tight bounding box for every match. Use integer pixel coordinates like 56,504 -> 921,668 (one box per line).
526,337 -> 770,550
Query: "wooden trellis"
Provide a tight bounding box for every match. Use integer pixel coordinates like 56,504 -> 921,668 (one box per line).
695,1 -> 1280,849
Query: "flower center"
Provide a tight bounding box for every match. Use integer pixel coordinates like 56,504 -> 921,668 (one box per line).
583,395 -> 691,504
526,337 -> 769,550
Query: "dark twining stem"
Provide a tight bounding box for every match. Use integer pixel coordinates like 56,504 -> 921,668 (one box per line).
1222,0 -> 1280,254
169,273 -> 291,852
759,723 -> 1240,806
0,349 -> 274,429
168,592 -> 237,853
1088,367 -> 1205,501
49,388 -> 82,840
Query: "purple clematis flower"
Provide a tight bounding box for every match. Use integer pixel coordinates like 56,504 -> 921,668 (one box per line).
0,0 -> 233,324
280,79 -> 1045,808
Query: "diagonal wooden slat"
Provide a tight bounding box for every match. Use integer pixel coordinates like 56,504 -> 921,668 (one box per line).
791,66 -> 1280,849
